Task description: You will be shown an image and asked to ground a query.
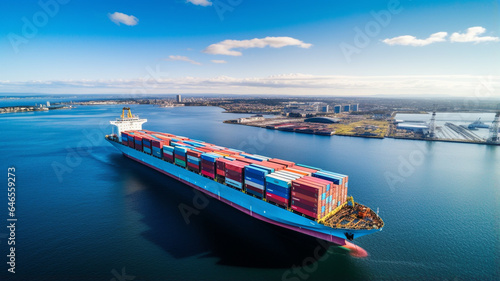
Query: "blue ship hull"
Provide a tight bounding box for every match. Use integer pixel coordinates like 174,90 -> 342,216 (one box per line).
108,139 -> 381,254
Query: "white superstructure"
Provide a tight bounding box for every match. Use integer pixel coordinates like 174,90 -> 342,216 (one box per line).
110,107 -> 147,138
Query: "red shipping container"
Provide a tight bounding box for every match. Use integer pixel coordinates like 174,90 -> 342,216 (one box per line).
294,177 -> 326,190
175,155 -> 186,161
233,157 -> 261,165
201,170 -> 215,179
216,158 -> 226,170
291,191 -> 318,202
128,137 -> 135,148
216,169 -> 225,177
225,161 -> 246,172
187,150 -> 202,158
267,196 -> 288,208
225,169 -> 242,177
291,180 -> 323,194
188,167 -> 200,173
291,196 -> 319,207
303,176 -> 332,204
254,161 -> 286,171
225,173 -> 243,182
289,165 -> 319,174
266,192 -> 289,204
245,184 -> 265,195
152,140 -> 166,148
269,158 -> 295,168
291,205 -> 318,219
220,150 -> 240,156
292,197 -> 319,209
163,155 -> 174,163
291,186 -> 318,198
201,162 -> 215,171
303,176 -> 332,187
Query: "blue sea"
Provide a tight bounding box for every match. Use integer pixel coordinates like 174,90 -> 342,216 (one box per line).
0,103 -> 498,280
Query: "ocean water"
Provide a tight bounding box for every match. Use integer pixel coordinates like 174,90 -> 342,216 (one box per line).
0,105 -> 498,281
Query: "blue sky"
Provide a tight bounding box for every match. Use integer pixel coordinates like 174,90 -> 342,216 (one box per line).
0,0 -> 498,96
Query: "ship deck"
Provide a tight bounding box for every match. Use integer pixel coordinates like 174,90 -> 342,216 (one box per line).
107,135 -> 384,234
322,203 -> 384,230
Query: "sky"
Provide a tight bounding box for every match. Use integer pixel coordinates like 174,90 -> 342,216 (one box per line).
0,0 -> 499,97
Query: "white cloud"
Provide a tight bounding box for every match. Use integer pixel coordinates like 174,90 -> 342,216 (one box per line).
450,26 -> 499,43
186,0 -> 212,6
108,12 -> 139,26
166,55 -> 201,65
211,60 -> 227,64
382,32 -> 448,46
203,37 -> 313,56
3,75 -> 498,97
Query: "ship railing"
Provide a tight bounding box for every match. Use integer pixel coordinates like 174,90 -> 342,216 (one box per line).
317,197 -> 351,224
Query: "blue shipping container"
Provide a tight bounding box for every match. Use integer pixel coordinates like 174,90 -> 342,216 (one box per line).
265,182 -> 289,195
265,187 -> 289,199
225,178 -> 242,189
152,147 -> 162,157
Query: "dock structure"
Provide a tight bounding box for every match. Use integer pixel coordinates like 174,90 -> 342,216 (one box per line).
487,113 -> 500,144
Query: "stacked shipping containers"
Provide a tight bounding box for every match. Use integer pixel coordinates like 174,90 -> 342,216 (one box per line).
290,176 -> 329,219
121,133 -> 129,146
201,153 -> 220,179
312,170 -> 348,207
215,157 -> 232,178
265,171 -> 301,207
244,165 -> 269,198
151,134 -> 171,158
225,161 -> 247,189
142,136 -> 152,155
174,146 -> 188,167
119,130 -> 350,221
163,145 -> 174,163
186,150 -> 202,173
134,135 -> 143,151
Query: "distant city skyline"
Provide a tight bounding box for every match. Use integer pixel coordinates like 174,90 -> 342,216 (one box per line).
1,0 -> 498,96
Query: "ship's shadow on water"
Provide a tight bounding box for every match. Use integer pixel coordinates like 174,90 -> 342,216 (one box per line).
111,154 -> 356,269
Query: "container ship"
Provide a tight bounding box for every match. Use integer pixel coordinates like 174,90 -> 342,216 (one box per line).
106,108 -> 384,257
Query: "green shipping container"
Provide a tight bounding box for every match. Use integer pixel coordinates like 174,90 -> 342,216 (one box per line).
175,158 -> 186,167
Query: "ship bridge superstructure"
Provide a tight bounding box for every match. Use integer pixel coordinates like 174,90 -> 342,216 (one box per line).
110,107 -> 147,138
